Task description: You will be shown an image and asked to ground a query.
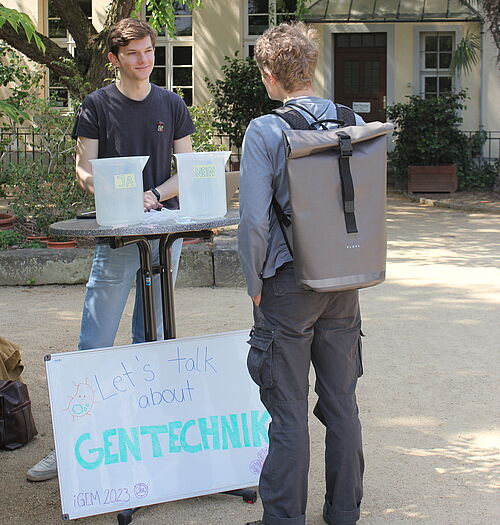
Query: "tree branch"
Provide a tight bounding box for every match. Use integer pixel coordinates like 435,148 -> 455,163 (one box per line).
51,0 -> 97,69
0,22 -> 75,78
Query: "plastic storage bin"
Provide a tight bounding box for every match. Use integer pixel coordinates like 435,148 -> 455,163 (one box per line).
90,156 -> 149,226
174,151 -> 231,222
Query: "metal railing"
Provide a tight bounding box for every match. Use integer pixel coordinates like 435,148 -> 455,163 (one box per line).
0,129 -> 241,165
1,128 -> 496,167
462,130 -> 500,165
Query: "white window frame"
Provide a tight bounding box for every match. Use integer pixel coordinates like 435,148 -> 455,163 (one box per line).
46,0 -> 92,109
419,31 -> 455,98
413,25 -> 462,98
143,4 -> 194,104
152,41 -> 193,104
244,0 -> 298,57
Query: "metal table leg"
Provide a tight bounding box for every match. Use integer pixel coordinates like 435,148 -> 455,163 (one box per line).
159,230 -> 214,340
109,236 -> 157,342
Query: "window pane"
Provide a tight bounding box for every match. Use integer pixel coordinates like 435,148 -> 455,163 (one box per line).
277,14 -> 297,24
279,0 -> 297,12
362,34 -> 374,47
173,1 -> 192,15
173,46 -> 192,65
173,67 -> 192,86
439,76 -> 452,93
375,33 -> 386,47
364,61 -> 379,93
425,53 -> 437,68
350,34 -> 362,47
439,52 -> 452,68
439,35 -> 452,51
175,16 -> 192,36
425,35 -> 437,51
77,0 -> 92,17
48,19 -> 67,38
150,67 -> 166,87
155,46 -> 166,65
249,15 -> 269,35
424,76 -> 437,93
48,0 -> 58,17
248,0 -> 269,14
337,34 -> 349,48
344,61 -> 360,93
49,88 -> 68,107
248,45 -> 255,58
180,88 -> 192,107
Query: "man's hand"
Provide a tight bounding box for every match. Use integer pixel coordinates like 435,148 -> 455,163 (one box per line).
144,190 -> 163,211
252,294 -> 261,307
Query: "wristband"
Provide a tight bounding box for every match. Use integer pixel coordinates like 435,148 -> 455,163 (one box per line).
150,187 -> 161,201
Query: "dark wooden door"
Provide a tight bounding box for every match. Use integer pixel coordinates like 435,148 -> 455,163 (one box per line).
334,33 -> 387,122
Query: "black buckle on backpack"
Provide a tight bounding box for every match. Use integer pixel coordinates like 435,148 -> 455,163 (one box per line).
336,131 -> 352,157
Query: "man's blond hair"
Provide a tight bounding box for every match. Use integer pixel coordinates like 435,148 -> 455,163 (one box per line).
254,22 -> 318,92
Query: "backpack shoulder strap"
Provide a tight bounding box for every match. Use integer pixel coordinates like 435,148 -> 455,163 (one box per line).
335,103 -> 356,127
272,106 -> 311,130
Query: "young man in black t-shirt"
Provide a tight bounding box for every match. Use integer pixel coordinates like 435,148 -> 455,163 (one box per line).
27,18 -> 195,482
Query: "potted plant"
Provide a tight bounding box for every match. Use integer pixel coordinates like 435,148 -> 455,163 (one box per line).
387,90 -> 469,193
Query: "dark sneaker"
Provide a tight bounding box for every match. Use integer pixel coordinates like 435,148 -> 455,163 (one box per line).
26,450 -> 58,481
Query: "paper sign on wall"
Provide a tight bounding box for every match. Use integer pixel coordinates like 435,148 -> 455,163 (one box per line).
45,330 -> 268,520
352,102 -> 371,113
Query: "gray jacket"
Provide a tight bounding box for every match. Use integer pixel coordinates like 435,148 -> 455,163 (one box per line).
238,96 -> 365,297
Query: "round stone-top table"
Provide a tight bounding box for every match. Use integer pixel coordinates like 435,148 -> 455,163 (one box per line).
50,210 -> 239,341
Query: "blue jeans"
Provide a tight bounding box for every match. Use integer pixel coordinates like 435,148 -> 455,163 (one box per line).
78,238 -> 182,351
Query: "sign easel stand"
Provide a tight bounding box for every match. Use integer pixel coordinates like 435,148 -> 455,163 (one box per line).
111,231 -> 258,524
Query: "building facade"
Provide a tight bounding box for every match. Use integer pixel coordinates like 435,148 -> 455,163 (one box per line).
2,0 -> 499,134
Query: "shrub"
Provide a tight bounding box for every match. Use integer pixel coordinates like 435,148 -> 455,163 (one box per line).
5,100 -> 93,235
0,229 -> 21,249
387,91 -> 497,190
188,99 -> 226,152
205,53 -> 279,148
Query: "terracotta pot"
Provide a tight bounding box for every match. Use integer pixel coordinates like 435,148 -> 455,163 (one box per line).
26,235 -> 49,242
0,213 -> 16,230
46,239 -> 77,249
408,164 -> 458,193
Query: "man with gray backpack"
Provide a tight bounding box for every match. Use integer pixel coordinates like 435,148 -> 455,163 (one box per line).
238,22 -> 391,525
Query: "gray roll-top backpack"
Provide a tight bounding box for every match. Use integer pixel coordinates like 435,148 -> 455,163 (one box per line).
271,103 -> 394,292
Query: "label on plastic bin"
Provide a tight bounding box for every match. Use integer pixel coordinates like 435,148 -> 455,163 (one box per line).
193,164 -> 216,179
114,173 -> 136,189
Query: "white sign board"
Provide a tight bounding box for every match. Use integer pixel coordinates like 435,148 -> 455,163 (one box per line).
45,331 -> 268,520
352,102 -> 371,113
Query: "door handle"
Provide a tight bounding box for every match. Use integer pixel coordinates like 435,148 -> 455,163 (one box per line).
383,95 -> 387,109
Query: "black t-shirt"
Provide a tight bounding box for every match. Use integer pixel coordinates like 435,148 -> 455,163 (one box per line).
72,83 -> 196,209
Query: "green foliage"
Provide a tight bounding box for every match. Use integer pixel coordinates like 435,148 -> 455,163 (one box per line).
205,53 -> 280,148
188,100 -> 226,152
134,0 -> 203,36
450,30 -> 481,75
387,91 -> 468,175
0,229 -> 21,249
5,101 -> 93,235
387,91 -> 497,190
0,42 -> 44,125
0,5 -> 45,52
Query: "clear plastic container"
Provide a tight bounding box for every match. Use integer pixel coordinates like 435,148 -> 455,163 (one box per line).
174,151 -> 231,222
89,156 -> 149,226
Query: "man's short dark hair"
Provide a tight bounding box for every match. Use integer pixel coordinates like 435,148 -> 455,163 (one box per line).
107,18 -> 157,56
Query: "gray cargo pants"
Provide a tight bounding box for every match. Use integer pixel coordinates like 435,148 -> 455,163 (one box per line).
247,263 -> 364,525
